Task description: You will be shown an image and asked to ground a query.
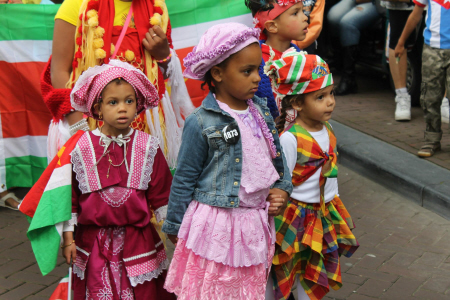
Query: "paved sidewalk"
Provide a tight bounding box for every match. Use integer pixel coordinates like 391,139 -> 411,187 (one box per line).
332,72 -> 450,170
0,165 -> 449,299
326,166 -> 450,300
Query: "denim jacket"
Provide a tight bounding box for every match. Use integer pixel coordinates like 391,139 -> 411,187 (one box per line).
162,92 -> 293,235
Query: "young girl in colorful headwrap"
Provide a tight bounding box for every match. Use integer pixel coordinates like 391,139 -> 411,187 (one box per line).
161,23 -> 293,299
245,0 -> 309,119
264,50 -> 359,300
60,60 -> 175,299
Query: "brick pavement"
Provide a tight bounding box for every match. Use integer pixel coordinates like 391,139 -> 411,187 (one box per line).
332,71 -> 450,170
1,165 -> 450,299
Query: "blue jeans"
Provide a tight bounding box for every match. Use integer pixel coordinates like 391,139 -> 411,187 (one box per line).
327,0 -> 381,47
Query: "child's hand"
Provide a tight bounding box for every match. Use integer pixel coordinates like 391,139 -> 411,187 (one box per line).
167,234 -> 178,246
61,231 -> 76,264
62,242 -> 76,265
142,25 -> 171,62
267,188 -> 289,216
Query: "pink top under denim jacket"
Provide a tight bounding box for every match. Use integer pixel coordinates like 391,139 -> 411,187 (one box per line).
162,92 -> 293,236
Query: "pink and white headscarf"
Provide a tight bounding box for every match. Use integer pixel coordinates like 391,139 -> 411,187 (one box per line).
253,0 -> 302,40
71,60 -> 159,119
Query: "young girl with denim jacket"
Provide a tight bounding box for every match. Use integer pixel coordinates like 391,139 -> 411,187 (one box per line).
264,50 -> 359,300
161,23 -> 293,300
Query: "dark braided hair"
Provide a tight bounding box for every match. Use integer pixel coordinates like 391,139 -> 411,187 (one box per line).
245,0 -> 278,16
201,71 -> 216,93
201,57 -> 231,94
276,94 -> 304,133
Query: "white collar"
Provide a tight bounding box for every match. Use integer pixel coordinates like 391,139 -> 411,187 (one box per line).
91,127 -> 134,138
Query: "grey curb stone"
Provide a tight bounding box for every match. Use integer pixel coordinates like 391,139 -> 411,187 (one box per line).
330,120 -> 450,220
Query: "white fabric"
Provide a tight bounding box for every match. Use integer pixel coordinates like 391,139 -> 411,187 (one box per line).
147,49 -> 195,169
47,119 -> 71,163
154,205 -> 167,223
166,49 -> 195,126
280,126 -> 338,203
429,0 -> 442,48
63,213 -> 78,232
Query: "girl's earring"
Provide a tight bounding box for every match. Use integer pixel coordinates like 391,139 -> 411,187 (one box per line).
99,114 -> 103,120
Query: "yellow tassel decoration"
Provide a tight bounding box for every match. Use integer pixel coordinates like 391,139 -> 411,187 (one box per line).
95,49 -> 106,59
86,9 -> 97,18
150,13 -> 162,26
88,16 -> 99,27
93,38 -> 104,49
110,44 -> 115,56
158,0 -> 169,33
125,50 -> 135,62
94,26 -> 105,38
154,0 -> 164,7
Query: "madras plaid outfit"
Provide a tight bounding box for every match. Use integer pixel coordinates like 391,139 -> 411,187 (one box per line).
272,122 -> 359,300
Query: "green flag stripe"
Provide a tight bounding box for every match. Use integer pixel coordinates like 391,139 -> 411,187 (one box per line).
0,1 -> 250,41
167,0 -> 250,28
28,223 -> 61,276
27,184 -> 72,275
0,5 -> 58,41
27,185 -> 72,232
5,156 -> 47,189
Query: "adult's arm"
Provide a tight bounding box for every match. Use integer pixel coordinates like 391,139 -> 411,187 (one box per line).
395,5 -> 424,58
51,19 -> 75,89
51,19 -> 83,125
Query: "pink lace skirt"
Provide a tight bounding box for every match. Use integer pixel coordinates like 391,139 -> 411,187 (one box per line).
177,200 -> 275,267
164,239 -> 274,300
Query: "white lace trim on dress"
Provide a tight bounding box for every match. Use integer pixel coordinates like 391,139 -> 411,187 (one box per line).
128,258 -> 170,287
73,263 -> 85,280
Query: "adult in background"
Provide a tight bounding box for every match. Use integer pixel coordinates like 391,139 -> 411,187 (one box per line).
382,0 -> 418,121
45,0 -> 193,168
327,0 -> 382,95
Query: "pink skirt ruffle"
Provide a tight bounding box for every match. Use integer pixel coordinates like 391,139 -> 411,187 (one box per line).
178,201 -> 274,268
164,239 -> 273,300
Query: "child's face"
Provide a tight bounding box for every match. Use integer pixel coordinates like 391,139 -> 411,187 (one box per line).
275,2 -> 309,42
295,85 -> 335,123
97,81 -> 137,135
213,43 -> 262,103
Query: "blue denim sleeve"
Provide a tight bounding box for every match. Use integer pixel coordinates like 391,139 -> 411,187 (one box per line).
162,112 -> 208,236
272,146 -> 293,194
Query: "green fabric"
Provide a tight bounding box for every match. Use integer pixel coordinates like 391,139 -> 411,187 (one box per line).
0,5 -> 58,41
27,185 -> 72,276
5,156 -> 47,188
